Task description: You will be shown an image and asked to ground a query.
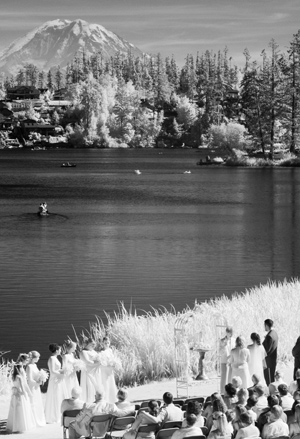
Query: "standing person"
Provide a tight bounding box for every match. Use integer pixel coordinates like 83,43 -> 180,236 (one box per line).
45,343 -> 68,423
80,338 -> 102,404
229,337 -> 252,389
220,327 -> 235,393
292,336 -> 300,381
247,333 -> 267,386
6,364 -> 35,433
99,336 -> 119,404
62,340 -> 80,398
262,319 -> 278,386
26,351 -> 47,427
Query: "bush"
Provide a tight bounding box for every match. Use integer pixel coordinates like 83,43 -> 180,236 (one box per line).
209,122 -> 248,151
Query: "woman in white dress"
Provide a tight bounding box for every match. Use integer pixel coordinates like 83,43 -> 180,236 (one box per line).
6,364 -> 35,433
99,337 -> 118,404
80,338 -> 102,403
247,333 -> 267,386
44,343 -> 68,423
62,340 -> 80,397
229,336 -> 252,388
26,351 -> 47,427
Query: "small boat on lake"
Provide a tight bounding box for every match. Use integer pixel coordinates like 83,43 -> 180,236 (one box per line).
61,162 -> 77,167
135,170 -> 141,175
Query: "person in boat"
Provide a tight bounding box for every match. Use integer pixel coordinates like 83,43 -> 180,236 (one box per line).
38,202 -> 48,215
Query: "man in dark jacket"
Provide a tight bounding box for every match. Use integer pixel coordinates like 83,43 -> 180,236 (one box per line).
292,336 -> 300,380
263,319 -> 278,385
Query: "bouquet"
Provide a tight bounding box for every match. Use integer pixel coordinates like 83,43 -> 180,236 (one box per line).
62,364 -> 74,376
37,369 -> 49,385
73,359 -> 85,372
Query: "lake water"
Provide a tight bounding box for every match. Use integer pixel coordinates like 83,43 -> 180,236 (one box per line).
0,148 -> 299,365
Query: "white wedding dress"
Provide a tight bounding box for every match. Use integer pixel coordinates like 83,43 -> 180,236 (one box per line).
99,348 -> 118,403
44,356 -> 68,423
230,347 -> 252,388
80,349 -> 102,403
248,343 -> 267,385
26,363 -> 46,426
6,374 -> 36,433
62,353 -> 80,397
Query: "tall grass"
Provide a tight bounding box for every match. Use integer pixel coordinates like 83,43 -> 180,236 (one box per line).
0,351 -> 11,396
80,279 -> 300,387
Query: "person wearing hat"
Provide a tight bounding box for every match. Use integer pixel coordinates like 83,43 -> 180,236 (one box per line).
292,337 -> 300,381
261,405 -> 289,439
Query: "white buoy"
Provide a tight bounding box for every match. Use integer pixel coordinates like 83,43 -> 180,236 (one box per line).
135,170 -> 141,175
184,170 -> 191,174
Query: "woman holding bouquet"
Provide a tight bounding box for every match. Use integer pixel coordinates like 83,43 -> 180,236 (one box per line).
99,337 -> 119,403
45,343 -> 68,423
80,338 -> 102,403
26,351 -> 47,427
6,364 -> 35,433
62,340 -> 80,397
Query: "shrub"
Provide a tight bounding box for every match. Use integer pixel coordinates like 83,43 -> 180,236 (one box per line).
209,122 -> 248,151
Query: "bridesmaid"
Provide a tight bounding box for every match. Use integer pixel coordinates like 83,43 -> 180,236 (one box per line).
16,353 -> 30,381
6,364 -> 35,433
26,351 -> 47,427
62,340 -> 80,397
44,343 -> 68,423
99,336 -> 118,404
80,338 -> 101,403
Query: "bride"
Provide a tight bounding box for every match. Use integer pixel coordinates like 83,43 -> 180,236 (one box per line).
229,336 -> 252,388
247,333 -> 267,386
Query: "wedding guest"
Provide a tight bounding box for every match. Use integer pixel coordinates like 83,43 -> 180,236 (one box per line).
236,388 -> 249,407
45,343 -> 68,423
172,414 -> 203,439
142,392 -> 183,426
115,388 -> 135,416
263,319 -> 278,385
278,384 -> 294,411
292,337 -> 300,381
220,327 -> 235,393
252,384 -> 268,417
246,395 -> 258,422
232,404 -> 248,437
26,351 -> 47,427
124,400 -> 160,439
269,370 -> 286,395
182,401 -> 205,428
257,395 -> 287,432
207,411 -> 232,439
204,393 -> 227,431
232,376 -> 243,391
289,404 -> 300,438
235,411 -> 260,439
16,353 -> 30,381
61,387 -> 85,427
6,364 -> 35,433
223,383 -> 238,409
229,337 -> 252,388
80,337 -> 102,404
248,333 -> 267,387
99,336 -> 118,403
248,373 -> 266,396
261,405 -> 289,439
62,340 -> 80,398
289,369 -> 300,396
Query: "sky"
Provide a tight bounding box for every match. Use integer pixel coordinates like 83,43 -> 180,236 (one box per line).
0,0 -> 300,67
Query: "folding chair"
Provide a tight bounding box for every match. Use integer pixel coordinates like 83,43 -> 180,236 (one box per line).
107,416 -> 136,439
185,397 -> 205,405
173,400 -> 185,407
138,407 -> 150,415
156,428 -> 179,439
161,421 -> 182,429
62,409 -> 81,439
141,401 -> 161,408
201,426 -> 209,436
90,413 -> 113,439
135,404 -> 141,411
136,423 -> 160,437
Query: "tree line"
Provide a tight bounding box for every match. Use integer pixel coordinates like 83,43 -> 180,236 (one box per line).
1,30 -> 300,154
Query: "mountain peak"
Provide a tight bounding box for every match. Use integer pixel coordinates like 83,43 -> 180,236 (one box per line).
0,19 -> 143,75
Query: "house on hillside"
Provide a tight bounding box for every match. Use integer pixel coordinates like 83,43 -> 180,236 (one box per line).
21,119 -> 56,138
53,88 -> 68,100
6,86 -> 40,100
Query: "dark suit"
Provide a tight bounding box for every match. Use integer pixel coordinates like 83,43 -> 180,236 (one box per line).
263,329 -> 278,385
292,336 -> 300,380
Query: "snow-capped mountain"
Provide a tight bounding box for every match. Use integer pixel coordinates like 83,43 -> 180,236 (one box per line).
0,19 -> 144,74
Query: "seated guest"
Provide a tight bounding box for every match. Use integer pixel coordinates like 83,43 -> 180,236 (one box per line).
182,401 -> 204,428
225,409 -> 235,436
232,376 -> 243,392
143,392 -> 183,426
207,411 -> 232,439
232,404 -> 248,437
115,388 -> 135,416
171,414 -> 203,439
223,383 -> 238,409
235,411 -> 260,439
246,395 -> 259,423
205,395 -> 228,432
289,370 -> 300,397
256,395 -> 286,432
69,388 -> 122,439
289,404 -> 300,438
252,384 -> 268,417
61,387 -> 85,426
269,370 -> 286,396
277,384 -> 294,411
261,405 -> 289,439
236,388 -> 249,407
124,400 -> 160,439
248,374 -> 266,396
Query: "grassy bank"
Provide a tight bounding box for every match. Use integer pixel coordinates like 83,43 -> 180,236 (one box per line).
81,279 -> 300,387
1,279 -> 299,395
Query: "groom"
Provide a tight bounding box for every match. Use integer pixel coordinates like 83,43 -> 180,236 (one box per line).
263,318 -> 278,385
